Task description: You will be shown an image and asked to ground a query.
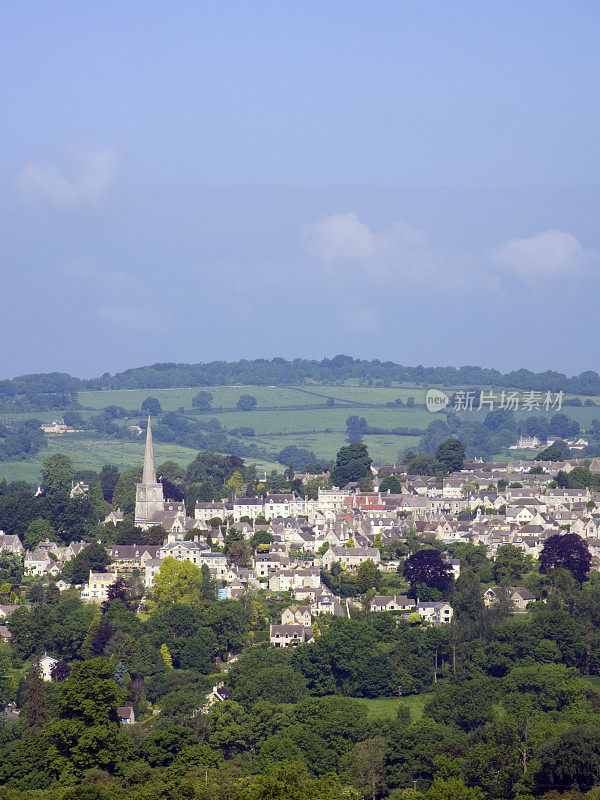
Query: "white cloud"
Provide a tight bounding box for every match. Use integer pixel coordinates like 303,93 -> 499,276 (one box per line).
16,146 -> 120,208
301,212 -> 438,281
303,212 -> 374,262
493,230 -> 594,278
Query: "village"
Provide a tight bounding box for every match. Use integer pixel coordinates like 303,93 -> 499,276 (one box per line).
6,418 -> 600,658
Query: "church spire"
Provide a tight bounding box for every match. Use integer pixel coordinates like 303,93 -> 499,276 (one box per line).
142,416 -> 157,485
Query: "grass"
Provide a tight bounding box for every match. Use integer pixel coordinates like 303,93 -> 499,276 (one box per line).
78,386 -> 328,412
3,381 -> 600,481
354,694 -> 428,722
0,435 -> 282,484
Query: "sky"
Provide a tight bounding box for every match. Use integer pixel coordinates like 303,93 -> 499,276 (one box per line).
1,0 -> 599,379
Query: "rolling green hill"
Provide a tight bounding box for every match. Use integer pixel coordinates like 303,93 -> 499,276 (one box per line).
1,380 -> 599,483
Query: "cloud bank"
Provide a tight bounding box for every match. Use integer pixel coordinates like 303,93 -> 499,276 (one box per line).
493,230 -> 594,278
302,212 -> 437,281
302,213 -> 595,294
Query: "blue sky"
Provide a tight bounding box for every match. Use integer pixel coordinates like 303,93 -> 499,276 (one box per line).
2,1 -> 599,378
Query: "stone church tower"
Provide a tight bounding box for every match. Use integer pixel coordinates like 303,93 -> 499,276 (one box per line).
134,417 -> 165,528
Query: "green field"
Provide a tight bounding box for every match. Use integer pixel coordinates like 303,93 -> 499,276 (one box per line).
0,435 -> 281,484
78,385 -> 332,412
2,381 -> 600,483
354,694 -> 428,722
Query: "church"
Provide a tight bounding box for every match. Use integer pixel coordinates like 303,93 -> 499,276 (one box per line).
134,417 -> 196,537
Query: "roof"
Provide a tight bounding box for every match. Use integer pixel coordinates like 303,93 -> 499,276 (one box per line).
270,624 -> 306,636
109,545 -> 159,558
370,595 -> 411,605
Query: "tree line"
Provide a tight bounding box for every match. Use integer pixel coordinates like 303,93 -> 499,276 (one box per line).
4,356 -> 600,401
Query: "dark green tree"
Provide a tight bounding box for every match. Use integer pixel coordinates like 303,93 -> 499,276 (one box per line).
63,542 -> 111,585
346,415 -> 368,443
331,442 -> 372,487
24,660 -> 46,734
99,465 -> 120,502
404,549 -> 453,594
237,394 -> 258,411
41,453 -> 74,496
355,560 -> 381,594
493,544 -> 532,584
434,439 -> 466,475
539,533 -> 591,583
141,397 -> 162,415
536,439 -> 571,461
538,725 -> 600,792
192,391 -> 213,410
379,474 -> 402,493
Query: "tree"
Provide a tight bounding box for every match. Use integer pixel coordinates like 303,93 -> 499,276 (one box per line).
538,725 -> 600,792
58,657 -> 126,726
277,445 -> 318,470
101,577 -> 128,612
540,533 -> 591,583
226,539 -> 252,568
111,466 -> 142,516
550,412 -> 580,438
179,627 -> 217,671
379,474 -> 402,493
62,410 -> 85,429
225,471 -> 245,499
141,397 -> 162,415
99,465 -> 120,502
452,568 -> 484,623
150,556 -> 205,608
346,415 -> 368,443
24,517 -> 56,550
44,657 -> 129,780
63,542 -> 111,585
192,391 -> 213,410
435,439 -> 465,475
24,660 -> 46,734
536,439 -> 571,461
355,560 -> 380,594
156,460 -> 184,483
160,643 -> 173,670
404,453 -> 438,476
493,544 -> 532,584
426,777 -> 484,800
342,737 -> 387,800
403,550 -> 453,594
237,394 -> 257,411
424,678 -> 494,732
51,659 -> 71,682
41,453 -> 74,496
331,442 -> 372,487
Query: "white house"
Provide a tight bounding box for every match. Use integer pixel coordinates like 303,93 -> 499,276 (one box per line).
370,595 -> 413,612
39,654 -> 59,681
417,601 -> 454,624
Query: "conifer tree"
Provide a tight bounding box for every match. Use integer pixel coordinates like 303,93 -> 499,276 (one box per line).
24,660 -> 46,734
